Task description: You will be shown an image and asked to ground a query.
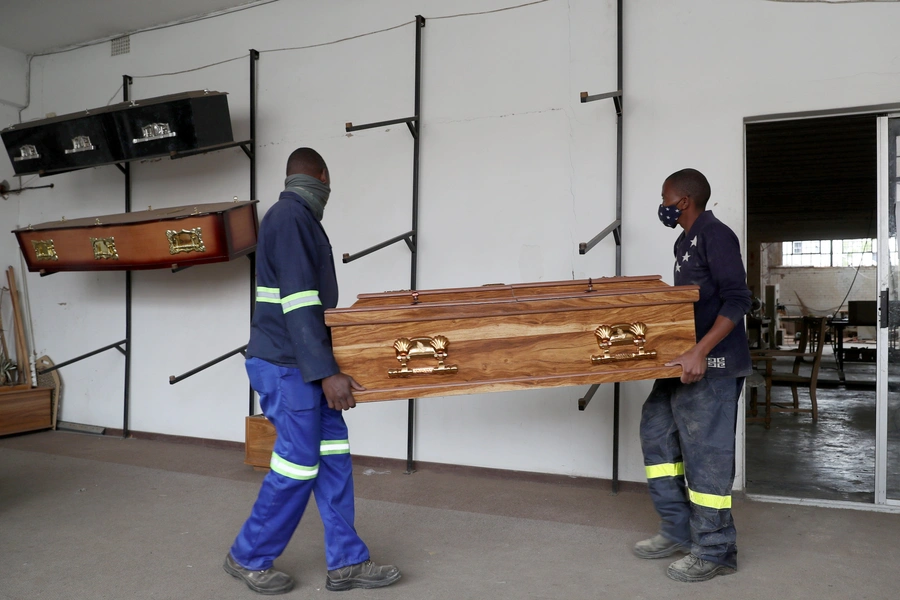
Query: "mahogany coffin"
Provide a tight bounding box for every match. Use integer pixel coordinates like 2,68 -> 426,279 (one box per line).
13,201 -> 259,274
324,276 -> 699,402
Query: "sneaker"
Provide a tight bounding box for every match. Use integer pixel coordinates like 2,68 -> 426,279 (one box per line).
223,554 -> 295,595
325,559 -> 401,591
633,534 -> 690,559
666,553 -> 736,582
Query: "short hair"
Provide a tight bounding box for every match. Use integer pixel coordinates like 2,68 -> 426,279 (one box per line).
665,168 -> 711,209
286,147 -> 327,177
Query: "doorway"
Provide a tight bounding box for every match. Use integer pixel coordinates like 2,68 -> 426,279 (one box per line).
744,112 -> 883,503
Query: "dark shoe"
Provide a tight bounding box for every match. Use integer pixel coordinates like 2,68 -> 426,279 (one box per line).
326,559 -> 401,591
633,534 -> 690,559
224,554 -> 295,595
666,554 -> 736,582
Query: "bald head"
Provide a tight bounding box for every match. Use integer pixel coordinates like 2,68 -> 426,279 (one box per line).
286,147 -> 329,182
665,168 -> 711,210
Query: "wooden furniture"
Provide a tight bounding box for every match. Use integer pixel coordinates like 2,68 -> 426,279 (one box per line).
13,201 -> 258,274
751,316 -> 827,422
324,275 -> 699,402
0,387 -> 53,436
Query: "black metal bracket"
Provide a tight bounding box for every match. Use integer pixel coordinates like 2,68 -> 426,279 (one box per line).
346,116 -> 419,139
578,384 -> 600,411
578,0 -> 624,495
164,50 -> 260,417
0,181 -> 54,197
169,345 -> 248,385
342,15 -> 425,475
580,90 -> 623,116
36,340 -> 128,375
342,230 -> 416,264
579,219 -> 621,255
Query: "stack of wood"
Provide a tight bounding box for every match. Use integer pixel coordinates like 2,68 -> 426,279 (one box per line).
0,266 -> 54,436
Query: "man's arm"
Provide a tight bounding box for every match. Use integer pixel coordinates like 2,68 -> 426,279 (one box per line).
276,216 -> 364,409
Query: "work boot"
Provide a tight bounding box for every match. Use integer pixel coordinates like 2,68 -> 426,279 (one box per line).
632,534 -> 690,559
325,559 -> 401,591
666,554 -> 736,582
223,554 -> 295,595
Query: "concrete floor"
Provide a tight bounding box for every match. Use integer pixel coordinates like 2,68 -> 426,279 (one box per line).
2,430 -> 900,599
745,339 -> 900,503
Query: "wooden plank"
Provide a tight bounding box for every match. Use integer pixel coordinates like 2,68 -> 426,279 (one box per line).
6,267 -> 31,387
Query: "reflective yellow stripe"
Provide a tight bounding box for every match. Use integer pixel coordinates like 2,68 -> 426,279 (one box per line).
282,290 -> 321,313
320,439 -> 350,455
269,453 -> 319,480
645,462 -> 685,479
688,488 -> 732,510
256,286 -> 281,303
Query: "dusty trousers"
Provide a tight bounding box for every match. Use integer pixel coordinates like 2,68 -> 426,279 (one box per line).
639,376 -> 742,568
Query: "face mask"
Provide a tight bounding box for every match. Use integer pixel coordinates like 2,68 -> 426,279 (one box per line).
658,203 -> 682,228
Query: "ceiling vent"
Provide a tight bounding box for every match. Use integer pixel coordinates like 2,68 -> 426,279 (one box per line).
111,36 -> 130,56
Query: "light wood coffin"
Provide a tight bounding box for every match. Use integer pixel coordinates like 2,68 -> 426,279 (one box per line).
13,201 -> 258,274
324,275 -> 699,402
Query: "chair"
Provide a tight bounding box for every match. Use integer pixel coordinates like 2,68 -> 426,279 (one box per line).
750,316 -> 826,423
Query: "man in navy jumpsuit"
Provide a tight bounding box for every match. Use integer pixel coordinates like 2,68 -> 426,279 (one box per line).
633,168 -> 751,582
224,147 -> 401,595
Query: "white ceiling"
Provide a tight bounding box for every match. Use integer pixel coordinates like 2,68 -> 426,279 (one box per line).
0,0 -> 264,55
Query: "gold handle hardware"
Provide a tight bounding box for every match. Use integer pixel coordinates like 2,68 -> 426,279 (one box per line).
167,227 -> 206,255
32,240 -> 58,261
591,322 -> 657,364
91,237 -> 119,260
388,335 -> 459,378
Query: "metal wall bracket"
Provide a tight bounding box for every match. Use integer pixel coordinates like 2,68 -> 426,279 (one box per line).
342,15 -> 425,475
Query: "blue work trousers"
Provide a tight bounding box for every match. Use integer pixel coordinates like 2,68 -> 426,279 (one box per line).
639,376 -> 742,568
230,357 -> 369,571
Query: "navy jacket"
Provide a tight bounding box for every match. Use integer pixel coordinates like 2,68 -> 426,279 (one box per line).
673,211 -> 752,378
246,191 -> 341,382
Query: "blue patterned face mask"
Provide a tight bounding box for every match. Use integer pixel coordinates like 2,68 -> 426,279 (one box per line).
658,203 -> 681,228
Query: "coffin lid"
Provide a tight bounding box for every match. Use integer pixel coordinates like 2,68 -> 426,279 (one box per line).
326,276 -> 700,325
1,90 -> 228,133
12,200 -> 257,232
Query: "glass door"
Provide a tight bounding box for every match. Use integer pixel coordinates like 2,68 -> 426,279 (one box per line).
876,116 -> 900,504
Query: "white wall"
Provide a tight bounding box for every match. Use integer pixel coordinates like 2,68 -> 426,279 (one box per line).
14,0 -> 900,484
1,46 -> 27,379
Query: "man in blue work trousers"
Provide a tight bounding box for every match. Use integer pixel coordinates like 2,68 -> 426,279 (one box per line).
224,147 -> 401,595
633,168 -> 751,582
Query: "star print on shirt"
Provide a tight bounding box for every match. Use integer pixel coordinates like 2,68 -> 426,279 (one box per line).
690,236 -> 698,247
682,251 -> 691,262
675,263 -> 681,273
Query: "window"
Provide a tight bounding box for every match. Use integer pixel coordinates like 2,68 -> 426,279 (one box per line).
781,238 -> 876,267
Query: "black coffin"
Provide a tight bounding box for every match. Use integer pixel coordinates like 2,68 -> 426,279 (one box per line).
0,90 -> 234,176
1,110 -> 122,176
113,91 -> 233,160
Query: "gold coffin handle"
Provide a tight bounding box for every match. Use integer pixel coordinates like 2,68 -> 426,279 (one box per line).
388,335 -> 459,378
591,322 -> 658,364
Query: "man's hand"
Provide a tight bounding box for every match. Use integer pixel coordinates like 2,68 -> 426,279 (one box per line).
321,373 -> 366,411
666,346 -> 707,384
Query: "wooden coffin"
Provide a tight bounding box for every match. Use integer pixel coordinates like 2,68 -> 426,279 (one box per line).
13,201 -> 258,274
324,275 -> 699,402
1,90 -> 233,176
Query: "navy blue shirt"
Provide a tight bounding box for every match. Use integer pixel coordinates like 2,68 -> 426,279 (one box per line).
673,211 -> 752,378
246,191 -> 341,382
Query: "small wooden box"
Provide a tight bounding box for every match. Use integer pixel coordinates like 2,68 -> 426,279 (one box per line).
245,414 -> 275,469
0,387 -> 53,436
